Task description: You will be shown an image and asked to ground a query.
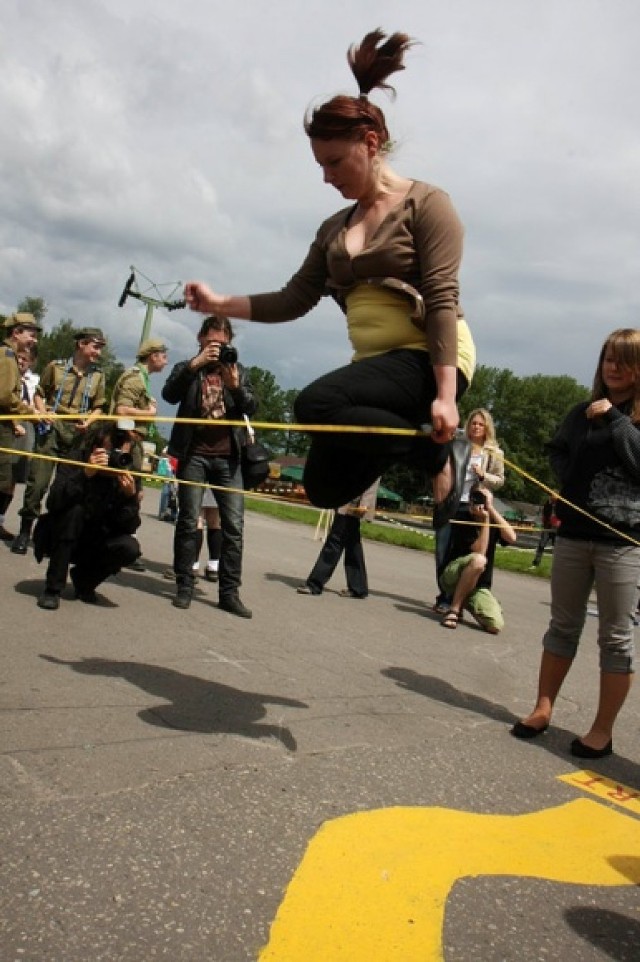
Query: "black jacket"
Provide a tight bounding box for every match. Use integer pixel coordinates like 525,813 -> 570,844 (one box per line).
46,458 -> 141,534
34,453 -> 141,561
548,400 -> 640,543
161,360 -> 257,462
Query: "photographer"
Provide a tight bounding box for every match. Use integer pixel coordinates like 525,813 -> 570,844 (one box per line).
35,420 -> 141,610
161,315 -> 256,617
438,486 -> 516,633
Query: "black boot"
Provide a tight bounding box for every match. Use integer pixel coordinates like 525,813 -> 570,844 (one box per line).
219,593 -> 252,619
11,521 -> 32,555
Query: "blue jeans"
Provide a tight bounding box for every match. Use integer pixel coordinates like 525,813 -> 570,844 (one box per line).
174,455 -> 244,596
159,482 -> 177,521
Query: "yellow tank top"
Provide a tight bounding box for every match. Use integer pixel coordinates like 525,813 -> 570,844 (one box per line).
345,284 -> 475,386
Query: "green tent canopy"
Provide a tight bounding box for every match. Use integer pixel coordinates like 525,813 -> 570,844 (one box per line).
278,467 -> 401,505
279,465 -> 305,483
376,484 -> 402,504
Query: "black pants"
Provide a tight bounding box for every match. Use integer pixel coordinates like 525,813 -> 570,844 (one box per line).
44,505 -> 141,594
533,529 -> 556,566
294,350 -> 465,508
306,514 -> 368,597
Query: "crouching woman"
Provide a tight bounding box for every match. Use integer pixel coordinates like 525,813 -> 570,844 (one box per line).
35,420 -> 142,609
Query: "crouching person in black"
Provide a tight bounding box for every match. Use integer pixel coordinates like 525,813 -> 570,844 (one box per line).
35,420 -> 141,610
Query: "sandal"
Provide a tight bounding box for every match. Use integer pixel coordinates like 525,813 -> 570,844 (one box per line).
432,600 -> 450,615
441,609 -> 461,629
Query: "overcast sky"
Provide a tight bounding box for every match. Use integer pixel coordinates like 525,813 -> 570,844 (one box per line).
2,0 -> 639,409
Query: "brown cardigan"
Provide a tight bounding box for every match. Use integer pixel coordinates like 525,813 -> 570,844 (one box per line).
248,181 -> 464,369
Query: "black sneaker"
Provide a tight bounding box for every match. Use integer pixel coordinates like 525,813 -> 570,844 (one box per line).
219,595 -> 252,619
11,532 -> 30,555
172,588 -> 192,609
37,591 -> 60,610
127,558 -> 146,572
204,569 -> 219,582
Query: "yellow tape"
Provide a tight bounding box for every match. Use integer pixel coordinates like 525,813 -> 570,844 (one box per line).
0,412 -> 422,436
3,412 -> 639,546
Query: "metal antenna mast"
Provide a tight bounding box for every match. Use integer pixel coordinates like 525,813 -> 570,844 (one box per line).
118,266 -> 185,345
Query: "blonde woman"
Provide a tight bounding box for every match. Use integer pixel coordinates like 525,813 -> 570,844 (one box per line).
433,408 -> 504,613
465,408 -> 504,493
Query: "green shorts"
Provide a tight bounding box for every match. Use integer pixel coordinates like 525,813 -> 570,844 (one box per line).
441,553 -> 504,633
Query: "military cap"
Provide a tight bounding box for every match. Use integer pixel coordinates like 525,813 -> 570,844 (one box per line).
4,312 -> 43,333
74,327 -> 107,345
137,338 -> 168,360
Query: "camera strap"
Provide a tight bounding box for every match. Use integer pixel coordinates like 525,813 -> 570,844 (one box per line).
243,414 -> 256,444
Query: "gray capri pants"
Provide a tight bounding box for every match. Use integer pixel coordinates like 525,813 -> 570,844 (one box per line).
543,536 -> 639,673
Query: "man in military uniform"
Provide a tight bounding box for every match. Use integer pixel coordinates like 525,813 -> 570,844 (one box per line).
11,327 -> 107,555
110,338 -> 169,571
0,313 -> 42,539
110,338 -> 169,452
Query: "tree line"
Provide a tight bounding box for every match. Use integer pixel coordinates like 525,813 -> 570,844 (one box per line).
4,296 -> 588,502
383,366 -> 589,506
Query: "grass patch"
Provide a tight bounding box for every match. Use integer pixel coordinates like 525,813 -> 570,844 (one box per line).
245,496 -> 551,579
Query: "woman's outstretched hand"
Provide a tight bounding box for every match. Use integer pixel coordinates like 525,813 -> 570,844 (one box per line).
184,282 -> 220,314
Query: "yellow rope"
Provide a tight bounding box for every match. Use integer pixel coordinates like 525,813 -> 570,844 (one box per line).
2,411 -> 639,546
0,412 -> 422,435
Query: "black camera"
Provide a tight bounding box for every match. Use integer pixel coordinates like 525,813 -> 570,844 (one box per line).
108,449 -> 133,469
470,489 -> 487,507
218,344 -> 238,366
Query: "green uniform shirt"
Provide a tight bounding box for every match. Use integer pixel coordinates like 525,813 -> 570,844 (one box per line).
110,365 -> 152,437
36,358 -> 106,415
0,341 -> 30,416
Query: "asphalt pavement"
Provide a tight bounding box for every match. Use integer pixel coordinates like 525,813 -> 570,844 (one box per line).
1,490 -> 639,961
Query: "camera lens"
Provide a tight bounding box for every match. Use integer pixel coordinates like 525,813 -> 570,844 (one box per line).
108,450 -> 133,469
218,345 -> 238,365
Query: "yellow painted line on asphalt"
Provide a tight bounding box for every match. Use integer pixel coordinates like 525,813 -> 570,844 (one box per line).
558,770 -> 640,814
258,799 -> 640,962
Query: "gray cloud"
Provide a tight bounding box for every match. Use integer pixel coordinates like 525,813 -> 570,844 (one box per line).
1,0 -> 639,407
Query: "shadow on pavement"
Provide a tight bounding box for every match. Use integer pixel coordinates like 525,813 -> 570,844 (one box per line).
382,666 -> 516,725
40,655 -> 308,751
264,570 -> 427,608
564,907 -> 640,961
382,666 -> 640,787
14,578 -> 119,607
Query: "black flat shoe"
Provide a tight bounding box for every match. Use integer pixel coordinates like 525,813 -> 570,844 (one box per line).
510,720 -> 549,740
432,438 -> 471,530
570,738 -> 613,759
